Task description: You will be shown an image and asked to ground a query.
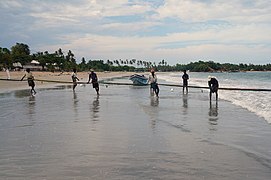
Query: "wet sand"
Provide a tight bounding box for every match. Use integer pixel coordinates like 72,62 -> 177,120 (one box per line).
0,77 -> 271,179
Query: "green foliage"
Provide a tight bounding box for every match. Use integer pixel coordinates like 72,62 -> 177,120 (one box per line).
2,42 -> 271,72
0,47 -> 12,68
11,43 -> 31,65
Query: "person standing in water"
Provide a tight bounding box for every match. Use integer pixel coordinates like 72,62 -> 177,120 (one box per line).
182,70 -> 189,93
148,69 -> 159,97
87,69 -> 99,95
71,68 -> 80,91
21,68 -> 36,95
208,76 -> 219,101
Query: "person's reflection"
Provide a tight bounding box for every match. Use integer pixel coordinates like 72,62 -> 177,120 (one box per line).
73,92 -> 79,118
182,93 -> 188,108
209,101 -> 218,127
29,95 -> 35,104
150,97 -> 159,107
150,97 -> 159,130
181,93 -> 188,117
28,96 -> 36,125
91,95 -> 100,121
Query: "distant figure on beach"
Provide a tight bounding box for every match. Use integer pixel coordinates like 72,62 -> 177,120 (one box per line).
6,68 -> 10,79
148,68 -> 159,97
182,70 -> 189,93
87,69 -> 99,95
3,67 -> 10,79
208,76 -> 219,101
71,68 -> 80,91
21,68 -> 36,95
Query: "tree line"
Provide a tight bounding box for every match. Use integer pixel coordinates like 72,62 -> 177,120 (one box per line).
1,42 -> 271,72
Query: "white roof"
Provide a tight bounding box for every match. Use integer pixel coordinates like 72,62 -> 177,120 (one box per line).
31,60 -> 40,64
13,62 -> 22,67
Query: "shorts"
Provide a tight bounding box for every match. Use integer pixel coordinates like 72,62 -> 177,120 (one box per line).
28,79 -> 35,87
151,82 -> 158,90
92,81 -> 99,88
210,86 -> 218,93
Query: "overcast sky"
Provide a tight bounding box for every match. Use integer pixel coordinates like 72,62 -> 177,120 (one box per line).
0,0 -> 270,65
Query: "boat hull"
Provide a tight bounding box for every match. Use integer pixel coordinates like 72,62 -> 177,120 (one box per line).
129,74 -> 148,85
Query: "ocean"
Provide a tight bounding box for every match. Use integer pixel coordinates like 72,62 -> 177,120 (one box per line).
159,71 -> 271,124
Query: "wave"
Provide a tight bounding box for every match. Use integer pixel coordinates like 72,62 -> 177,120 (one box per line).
158,72 -> 271,123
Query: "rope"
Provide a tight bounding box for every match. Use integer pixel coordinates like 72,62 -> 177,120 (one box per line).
101,81 -> 271,92
1,78 -> 271,92
0,78 -> 86,84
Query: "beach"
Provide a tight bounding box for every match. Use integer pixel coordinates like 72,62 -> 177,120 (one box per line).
0,72 -> 271,179
0,71 -> 135,93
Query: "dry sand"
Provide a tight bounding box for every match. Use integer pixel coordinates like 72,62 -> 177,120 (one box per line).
0,71 -> 135,93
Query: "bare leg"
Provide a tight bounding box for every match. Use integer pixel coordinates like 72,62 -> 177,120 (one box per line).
73,84 -> 77,91
31,85 -> 36,94
155,86 -> 159,97
95,87 -> 99,95
150,87 -> 154,96
32,88 -> 36,94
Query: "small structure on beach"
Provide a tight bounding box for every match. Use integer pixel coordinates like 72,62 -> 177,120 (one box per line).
12,62 -> 23,71
23,60 -> 43,71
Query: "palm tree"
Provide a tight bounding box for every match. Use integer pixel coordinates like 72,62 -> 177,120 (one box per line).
116,60 -> 120,66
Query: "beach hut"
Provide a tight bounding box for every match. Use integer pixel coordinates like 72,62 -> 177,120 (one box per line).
12,62 -> 23,71
23,60 -> 43,71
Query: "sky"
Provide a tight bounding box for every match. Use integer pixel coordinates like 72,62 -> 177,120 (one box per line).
0,0 -> 270,65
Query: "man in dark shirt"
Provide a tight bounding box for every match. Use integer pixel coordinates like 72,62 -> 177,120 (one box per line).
182,70 -> 189,93
208,76 -> 219,101
87,69 -> 99,95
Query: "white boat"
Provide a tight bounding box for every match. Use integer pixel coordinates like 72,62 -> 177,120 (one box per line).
129,74 -> 148,85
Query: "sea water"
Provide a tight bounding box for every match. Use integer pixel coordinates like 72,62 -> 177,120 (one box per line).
159,71 -> 271,123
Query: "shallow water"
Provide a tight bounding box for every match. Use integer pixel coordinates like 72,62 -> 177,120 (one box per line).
0,81 -> 271,179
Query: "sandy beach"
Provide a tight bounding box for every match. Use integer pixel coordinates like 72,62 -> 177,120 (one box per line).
0,72 -> 271,179
0,71 -> 135,93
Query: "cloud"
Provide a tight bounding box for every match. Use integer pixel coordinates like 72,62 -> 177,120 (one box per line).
40,21 -> 271,64
155,0 -> 271,23
0,0 -> 271,64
